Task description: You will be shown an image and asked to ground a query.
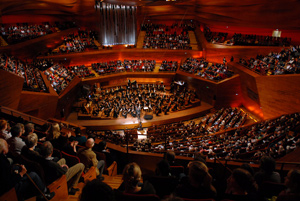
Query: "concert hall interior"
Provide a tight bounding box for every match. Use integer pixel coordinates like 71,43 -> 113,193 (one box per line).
1,0 -> 300,200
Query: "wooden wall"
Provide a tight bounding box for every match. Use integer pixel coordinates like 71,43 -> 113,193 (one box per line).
56,76 -> 82,119
229,62 -> 263,118
256,75 -> 300,119
0,69 -> 24,110
18,91 -> 58,120
174,71 -> 242,108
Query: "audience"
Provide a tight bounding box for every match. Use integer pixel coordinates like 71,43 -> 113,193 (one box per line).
239,46 -> 300,75
0,54 -> 48,92
225,168 -> 258,201
7,124 -> 26,155
79,179 -> 115,201
277,169 -> 300,201
254,156 -> 281,186
0,138 -> 55,200
180,57 -> 234,81
51,29 -> 98,54
173,161 -> 217,199
40,141 -> 85,195
117,162 -> 156,194
141,22 -> 193,50
77,138 -> 105,180
159,60 -> 178,72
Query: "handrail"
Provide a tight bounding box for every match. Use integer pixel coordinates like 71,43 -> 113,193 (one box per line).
0,105 -> 47,125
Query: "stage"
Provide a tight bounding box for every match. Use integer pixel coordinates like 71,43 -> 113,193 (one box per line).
66,102 -> 213,130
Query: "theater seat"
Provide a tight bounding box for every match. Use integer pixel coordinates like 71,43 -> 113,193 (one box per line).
82,166 -> 97,183
181,198 -> 215,201
0,188 -> 18,201
47,175 -> 68,200
116,192 -> 160,201
61,151 -> 81,167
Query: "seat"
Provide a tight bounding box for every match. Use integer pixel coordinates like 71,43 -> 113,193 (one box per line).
107,161 -> 118,176
47,175 -> 68,200
259,181 -> 287,199
143,175 -> 178,198
170,166 -> 185,178
116,192 -> 160,201
181,198 -> 215,201
82,166 -> 97,183
61,151 -> 81,167
0,187 -> 18,201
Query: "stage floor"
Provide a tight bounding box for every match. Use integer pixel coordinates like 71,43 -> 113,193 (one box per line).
66,102 -> 213,130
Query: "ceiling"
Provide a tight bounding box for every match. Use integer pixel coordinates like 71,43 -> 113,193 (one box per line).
1,0 -> 300,29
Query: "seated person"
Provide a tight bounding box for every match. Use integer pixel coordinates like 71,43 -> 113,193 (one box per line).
173,161 -> 217,199
77,138 -> 105,180
0,119 -> 12,140
224,168 -> 258,201
40,141 -> 85,195
254,156 -> 281,186
79,179 -> 114,201
21,133 -> 44,161
70,127 -> 87,146
7,124 -> 26,155
0,139 -> 55,201
117,162 -> 156,194
277,169 -> 300,201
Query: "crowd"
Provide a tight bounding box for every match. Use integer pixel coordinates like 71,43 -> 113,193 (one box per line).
132,112 -> 300,162
68,65 -> 95,78
1,110 -> 300,201
230,33 -> 291,46
44,64 -> 75,94
0,22 -> 57,45
239,46 -> 300,75
204,27 -> 228,44
0,54 -> 48,92
53,29 -> 98,54
83,80 -> 198,119
204,27 -> 291,46
180,57 -> 234,81
0,22 -> 76,45
159,60 -> 178,72
92,59 -> 156,74
141,23 -> 193,50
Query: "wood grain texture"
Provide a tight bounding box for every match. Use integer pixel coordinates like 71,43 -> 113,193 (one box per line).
0,69 -> 24,110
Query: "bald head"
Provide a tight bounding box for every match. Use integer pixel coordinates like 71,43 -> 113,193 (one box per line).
86,138 -> 95,149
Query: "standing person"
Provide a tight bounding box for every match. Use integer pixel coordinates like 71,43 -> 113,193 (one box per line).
77,138 -> 105,180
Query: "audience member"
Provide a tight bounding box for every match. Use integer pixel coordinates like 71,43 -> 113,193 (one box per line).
79,179 -> 115,201
277,169 -> 300,201
254,156 -> 281,186
0,138 -> 55,200
77,138 -> 105,180
224,168 -> 258,201
7,124 -> 26,155
118,162 -> 156,194
174,161 -> 217,199
0,119 -> 12,140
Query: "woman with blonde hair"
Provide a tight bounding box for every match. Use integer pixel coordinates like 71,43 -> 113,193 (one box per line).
117,162 -> 156,194
174,161 -> 217,199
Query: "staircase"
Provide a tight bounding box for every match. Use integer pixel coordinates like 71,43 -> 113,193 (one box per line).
188,31 -> 199,50
153,62 -> 161,73
93,39 -> 102,49
0,36 -> 8,46
136,31 -> 146,48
